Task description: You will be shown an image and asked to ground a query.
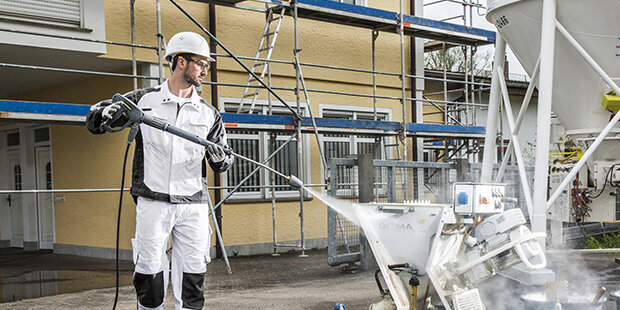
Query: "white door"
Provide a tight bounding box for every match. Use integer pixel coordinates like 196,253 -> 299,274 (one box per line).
8,151 -> 23,247
35,146 -> 54,249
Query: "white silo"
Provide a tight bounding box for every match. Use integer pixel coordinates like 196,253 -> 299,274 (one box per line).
485,0 -> 620,225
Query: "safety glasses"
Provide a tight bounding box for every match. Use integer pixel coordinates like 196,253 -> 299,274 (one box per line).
187,58 -> 211,71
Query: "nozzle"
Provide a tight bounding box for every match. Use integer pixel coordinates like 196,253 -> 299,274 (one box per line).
409,274 -> 420,287
288,175 -> 303,189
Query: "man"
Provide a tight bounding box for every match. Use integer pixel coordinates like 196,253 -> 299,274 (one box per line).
86,31 -> 233,310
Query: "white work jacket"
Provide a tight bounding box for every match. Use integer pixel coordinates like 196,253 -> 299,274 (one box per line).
87,80 -> 233,203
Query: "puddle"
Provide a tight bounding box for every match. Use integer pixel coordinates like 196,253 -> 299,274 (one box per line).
1,270 -> 132,303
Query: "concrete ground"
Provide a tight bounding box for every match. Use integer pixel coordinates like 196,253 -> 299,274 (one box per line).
0,248 -> 379,310
0,248 -> 618,309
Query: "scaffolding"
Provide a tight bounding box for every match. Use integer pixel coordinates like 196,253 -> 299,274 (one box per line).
0,0 -> 496,266
421,0 -> 491,165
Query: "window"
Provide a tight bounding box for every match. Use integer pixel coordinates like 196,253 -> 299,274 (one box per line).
34,127 -> 49,143
332,0 -> 367,5
321,105 -> 392,197
14,164 -> 21,190
321,107 -> 389,162
46,162 -> 52,190
221,99 -> 310,201
0,0 -> 106,54
6,131 -> 19,146
0,0 -> 82,29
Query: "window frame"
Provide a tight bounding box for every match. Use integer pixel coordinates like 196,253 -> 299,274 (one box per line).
5,130 -> 20,149
319,104 -> 392,160
319,104 -> 392,198
220,97 -> 311,202
0,0 -> 85,30
0,0 -> 106,54
333,0 -> 368,6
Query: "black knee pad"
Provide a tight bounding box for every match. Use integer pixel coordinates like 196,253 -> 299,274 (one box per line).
182,272 -> 205,309
133,271 -> 165,308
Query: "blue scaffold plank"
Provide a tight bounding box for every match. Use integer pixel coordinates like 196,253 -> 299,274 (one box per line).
223,112 -> 484,137
296,0 -> 397,21
307,117 -> 402,131
222,113 -> 293,126
189,0 -> 495,45
0,100 -> 90,115
222,112 -> 401,131
425,140 -> 456,146
293,0 -> 495,45
407,122 -> 485,135
402,15 -> 495,43
0,100 -> 485,137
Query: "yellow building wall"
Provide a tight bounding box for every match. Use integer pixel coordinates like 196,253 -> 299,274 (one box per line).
101,0 -> 409,89
13,75 -> 140,250
421,81 -> 454,162
9,0 -> 416,252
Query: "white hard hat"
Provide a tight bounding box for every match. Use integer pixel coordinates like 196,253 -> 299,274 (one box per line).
164,32 -> 215,63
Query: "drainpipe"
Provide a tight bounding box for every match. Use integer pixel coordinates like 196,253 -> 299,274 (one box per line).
209,3 -> 224,259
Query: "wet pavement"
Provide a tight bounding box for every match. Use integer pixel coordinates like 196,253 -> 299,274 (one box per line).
0,247 -> 618,309
0,248 -> 134,304
1,270 -> 133,304
0,248 -> 379,309
0,248 -> 134,278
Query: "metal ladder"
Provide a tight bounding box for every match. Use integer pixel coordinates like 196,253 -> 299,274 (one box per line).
237,6 -> 287,114
383,136 -> 410,200
383,136 -> 402,161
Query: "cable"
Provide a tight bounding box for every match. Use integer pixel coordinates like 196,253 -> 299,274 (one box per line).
590,164 -> 617,199
112,143 -> 131,310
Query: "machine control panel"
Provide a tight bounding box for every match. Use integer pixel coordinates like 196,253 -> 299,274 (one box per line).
453,183 -> 506,215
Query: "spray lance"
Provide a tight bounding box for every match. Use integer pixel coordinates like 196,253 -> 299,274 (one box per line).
103,93 -> 301,309
102,93 -> 304,189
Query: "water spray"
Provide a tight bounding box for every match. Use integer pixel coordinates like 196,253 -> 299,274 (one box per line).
103,93 -> 304,188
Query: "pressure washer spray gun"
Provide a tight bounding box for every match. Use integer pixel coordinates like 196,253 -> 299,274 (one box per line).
102,93 -> 304,189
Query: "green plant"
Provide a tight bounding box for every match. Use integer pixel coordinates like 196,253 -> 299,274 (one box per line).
584,231 -> 620,249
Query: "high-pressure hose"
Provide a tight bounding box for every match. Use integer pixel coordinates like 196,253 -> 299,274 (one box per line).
112,142 -> 131,310
104,93 -> 304,309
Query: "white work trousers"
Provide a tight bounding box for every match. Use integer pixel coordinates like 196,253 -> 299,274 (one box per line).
132,197 -> 212,310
